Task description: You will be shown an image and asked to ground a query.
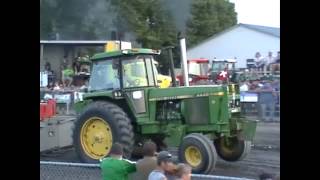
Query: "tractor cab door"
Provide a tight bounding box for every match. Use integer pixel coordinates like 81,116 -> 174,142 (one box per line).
121,55 -> 157,114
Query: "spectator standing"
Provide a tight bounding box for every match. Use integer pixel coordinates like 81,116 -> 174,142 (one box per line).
271,51 -> 280,74
135,141 -> 158,180
72,58 -> 81,75
60,56 -> 68,80
148,151 -> 175,180
271,80 -> 280,105
44,62 -> 55,84
263,52 -> 275,75
62,64 -> 74,87
44,62 -> 53,75
79,55 -> 91,74
100,143 -> 136,180
254,52 -> 265,72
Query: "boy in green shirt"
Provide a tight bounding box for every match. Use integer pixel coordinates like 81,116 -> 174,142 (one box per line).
62,64 -> 74,87
100,143 -> 136,180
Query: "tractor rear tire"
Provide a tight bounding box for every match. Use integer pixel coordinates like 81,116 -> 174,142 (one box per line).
178,133 -> 217,174
73,101 -> 134,163
214,137 -> 251,162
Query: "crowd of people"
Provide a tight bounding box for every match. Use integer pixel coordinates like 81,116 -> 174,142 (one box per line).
100,142 -> 279,180
42,55 -> 90,92
239,79 -> 280,92
239,78 -> 280,107
100,142 -> 192,180
250,51 -> 280,75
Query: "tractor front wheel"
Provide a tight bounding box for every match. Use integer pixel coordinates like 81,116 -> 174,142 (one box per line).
178,133 -> 217,174
214,137 -> 251,161
73,101 -> 134,163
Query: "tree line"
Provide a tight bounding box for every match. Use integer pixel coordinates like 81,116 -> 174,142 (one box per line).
40,0 -> 237,72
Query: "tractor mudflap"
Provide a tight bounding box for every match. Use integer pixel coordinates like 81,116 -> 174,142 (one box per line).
213,117 -> 257,162
234,117 -> 258,142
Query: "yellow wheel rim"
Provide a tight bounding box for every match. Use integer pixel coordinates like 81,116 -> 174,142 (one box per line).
185,146 -> 202,167
80,117 -> 113,160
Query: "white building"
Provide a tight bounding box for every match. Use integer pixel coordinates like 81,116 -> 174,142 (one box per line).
186,23 -> 280,68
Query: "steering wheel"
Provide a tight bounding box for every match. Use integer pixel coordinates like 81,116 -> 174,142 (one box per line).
126,78 -> 141,87
133,79 -> 141,86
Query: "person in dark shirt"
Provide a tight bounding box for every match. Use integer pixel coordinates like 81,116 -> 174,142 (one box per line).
72,58 -> 81,75
135,141 -> 158,180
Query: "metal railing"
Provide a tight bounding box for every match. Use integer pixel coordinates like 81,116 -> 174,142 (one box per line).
41,90 -> 79,115
40,161 -> 255,180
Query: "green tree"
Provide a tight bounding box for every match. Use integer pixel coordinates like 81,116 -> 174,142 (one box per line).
110,0 -> 179,74
40,0 -> 99,40
186,0 -> 237,47
110,0 -> 177,49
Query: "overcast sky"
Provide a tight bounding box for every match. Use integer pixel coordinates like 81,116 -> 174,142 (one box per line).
230,0 -> 280,27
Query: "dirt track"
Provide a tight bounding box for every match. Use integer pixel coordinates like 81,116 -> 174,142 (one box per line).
40,122 -> 280,179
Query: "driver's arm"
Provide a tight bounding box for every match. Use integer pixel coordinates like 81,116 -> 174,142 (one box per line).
123,74 -> 135,87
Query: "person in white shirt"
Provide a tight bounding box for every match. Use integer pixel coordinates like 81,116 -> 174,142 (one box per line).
263,52 -> 275,75
254,52 -> 265,72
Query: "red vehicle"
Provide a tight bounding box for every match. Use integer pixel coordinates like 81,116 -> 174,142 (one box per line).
176,58 -> 210,86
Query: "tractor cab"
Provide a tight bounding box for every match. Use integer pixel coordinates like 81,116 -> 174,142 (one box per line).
88,49 -> 161,93
87,41 -> 161,93
209,59 -> 237,83
177,58 -> 210,86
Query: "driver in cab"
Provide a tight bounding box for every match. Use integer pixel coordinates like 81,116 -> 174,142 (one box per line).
123,62 -> 148,88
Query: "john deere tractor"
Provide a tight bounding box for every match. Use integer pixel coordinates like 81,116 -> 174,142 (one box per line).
73,39 -> 257,174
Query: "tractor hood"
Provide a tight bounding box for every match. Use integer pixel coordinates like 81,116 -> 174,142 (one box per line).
148,85 -> 226,101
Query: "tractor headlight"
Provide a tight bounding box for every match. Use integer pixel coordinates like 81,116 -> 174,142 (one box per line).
113,91 -> 122,97
132,91 -> 143,99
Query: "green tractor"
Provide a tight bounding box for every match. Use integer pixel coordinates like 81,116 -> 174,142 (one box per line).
73,40 -> 257,173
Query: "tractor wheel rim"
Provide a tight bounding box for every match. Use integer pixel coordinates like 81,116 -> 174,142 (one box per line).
80,117 -> 112,160
185,146 -> 202,167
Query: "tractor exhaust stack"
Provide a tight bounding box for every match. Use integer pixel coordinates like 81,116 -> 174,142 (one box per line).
179,37 -> 189,87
